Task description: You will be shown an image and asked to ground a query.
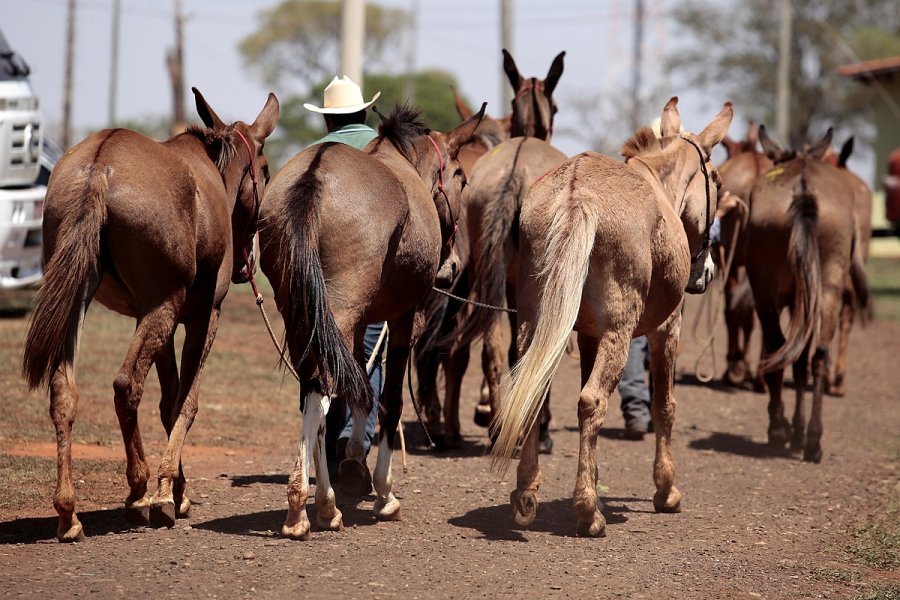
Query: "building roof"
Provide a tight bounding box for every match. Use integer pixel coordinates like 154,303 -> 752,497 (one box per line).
837,56 -> 900,80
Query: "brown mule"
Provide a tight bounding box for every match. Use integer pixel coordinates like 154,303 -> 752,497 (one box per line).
715,123 -> 772,388
259,105 -> 484,540
22,88 -> 279,542
494,98 -> 732,537
822,137 -> 873,396
453,49 -> 567,441
746,126 -> 870,462
415,92 -> 511,449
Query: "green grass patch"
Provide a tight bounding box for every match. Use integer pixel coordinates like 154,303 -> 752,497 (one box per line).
810,566 -> 857,585
867,257 -> 900,322
846,477 -> 900,571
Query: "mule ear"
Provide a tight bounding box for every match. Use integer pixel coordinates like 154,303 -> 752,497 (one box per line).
192,87 -> 226,129
451,85 -> 474,120
838,136 -> 854,168
697,101 -> 734,154
722,136 -> 741,158
251,92 -> 280,140
758,124 -> 784,161
447,102 -> 487,159
807,127 -> 833,160
502,49 -> 522,93
660,97 -> 681,137
747,120 -> 759,147
544,50 -> 566,96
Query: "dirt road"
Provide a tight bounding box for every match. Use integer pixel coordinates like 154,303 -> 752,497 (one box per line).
1,290 -> 897,599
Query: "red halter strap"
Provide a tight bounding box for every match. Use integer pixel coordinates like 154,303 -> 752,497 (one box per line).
426,134 -> 458,249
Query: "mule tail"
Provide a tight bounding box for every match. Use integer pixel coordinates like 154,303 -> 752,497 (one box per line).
760,173 -> 822,373
23,166 -> 108,390
492,203 -> 597,471
278,162 -> 373,414
450,171 -> 524,348
849,228 -> 873,324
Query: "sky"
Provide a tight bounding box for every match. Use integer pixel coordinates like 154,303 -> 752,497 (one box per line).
4,0 -> 739,161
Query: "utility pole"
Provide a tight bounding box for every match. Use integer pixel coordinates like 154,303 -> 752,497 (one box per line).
500,0 -> 513,110
630,0 -> 644,132
108,0 -> 121,126
166,0 -> 186,134
61,0 -> 76,149
403,0 -> 420,103
340,0 -> 365,87
775,0 -> 792,143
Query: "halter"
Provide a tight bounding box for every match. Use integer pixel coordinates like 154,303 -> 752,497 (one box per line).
512,79 -> 553,138
426,134 -> 459,249
233,127 -> 261,240
680,136 -> 713,261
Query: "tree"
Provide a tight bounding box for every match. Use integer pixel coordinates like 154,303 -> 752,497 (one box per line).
264,70 -> 472,168
670,0 -> 900,148
239,0 -> 408,93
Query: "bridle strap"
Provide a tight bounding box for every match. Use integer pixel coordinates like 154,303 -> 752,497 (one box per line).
426,134 -> 459,249
681,136 -> 712,260
233,128 -> 261,242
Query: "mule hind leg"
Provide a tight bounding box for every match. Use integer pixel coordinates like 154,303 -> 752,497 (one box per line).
156,336 -> 191,518
372,312 -> 415,521
149,304 -> 218,527
573,330 -> 629,537
49,270 -> 101,542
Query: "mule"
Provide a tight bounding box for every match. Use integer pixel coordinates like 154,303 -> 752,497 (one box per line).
746,126 -> 869,462
415,92 -> 510,448
22,88 -> 279,542
715,123 -> 772,388
822,137 -> 873,395
453,49 -> 567,442
258,104 -> 484,540
493,98 -> 732,537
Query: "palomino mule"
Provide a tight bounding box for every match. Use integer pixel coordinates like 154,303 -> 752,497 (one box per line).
22,88 -> 279,542
494,98 -> 732,537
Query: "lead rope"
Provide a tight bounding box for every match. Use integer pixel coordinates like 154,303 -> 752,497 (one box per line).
691,195 -> 748,382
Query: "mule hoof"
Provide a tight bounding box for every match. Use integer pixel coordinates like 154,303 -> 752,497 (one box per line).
57,519 -> 85,543
653,487 -> 682,513
511,490 -> 538,527
338,459 -> 372,497
767,428 -> 790,450
124,503 -> 150,525
374,495 -> 402,521
281,521 -> 311,541
473,404 -> 492,428
444,431 -> 463,450
538,433 -> 553,455
149,501 -> 177,528
316,509 -> 343,531
790,431 -> 805,453
803,446 -> 823,464
575,511 -> 607,538
176,496 -> 192,519
827,382 -> 845,397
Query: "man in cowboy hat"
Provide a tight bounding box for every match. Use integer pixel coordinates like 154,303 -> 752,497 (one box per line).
305,75 -> 382,494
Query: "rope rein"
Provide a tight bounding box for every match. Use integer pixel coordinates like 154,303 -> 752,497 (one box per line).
430,286 -> 517,313
691,194 -> 749,382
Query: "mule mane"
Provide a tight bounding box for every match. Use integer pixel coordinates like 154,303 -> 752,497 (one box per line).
620,127 -> 662,159
184,125 -> 237,173
377,104 -> 430,163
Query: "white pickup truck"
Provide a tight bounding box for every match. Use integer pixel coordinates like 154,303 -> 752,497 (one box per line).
0,29 -> 46,295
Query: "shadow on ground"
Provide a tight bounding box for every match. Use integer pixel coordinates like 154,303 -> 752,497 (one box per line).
689,431 -> 796,460
448,496 -> 646,541
0,509 -> 144,544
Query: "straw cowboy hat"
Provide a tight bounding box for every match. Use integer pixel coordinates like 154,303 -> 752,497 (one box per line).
303,75 -> 381,114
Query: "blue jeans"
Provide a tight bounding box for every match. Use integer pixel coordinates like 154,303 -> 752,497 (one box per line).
619,336 -> 651,428
338,322 -> 384,453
